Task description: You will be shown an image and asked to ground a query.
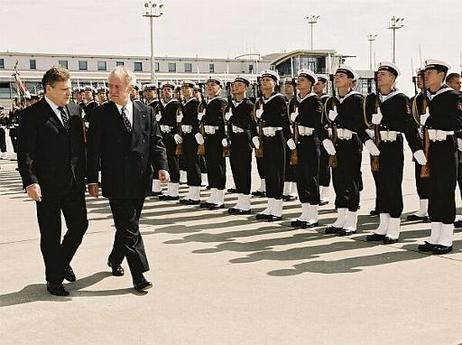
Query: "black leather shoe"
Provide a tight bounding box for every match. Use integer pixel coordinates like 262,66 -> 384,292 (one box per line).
159,195 -> 179,201
305,221 -> 319,228
406,214 -> 430,222
150,191 -> 163,197
251,191 -> 266,197
256,213 -> 269,220
369,209 -> 379,216
366,233 -> 386,242
291,219 -> 307,228
179,198 -> 189,204
47,282 -> 69,296
107,260 -> 124,276
432,245 -> 453,255
184,199 -> 200,205
325,226 -> 342,234
283,195 -> 297,201
208,203 -> 224,210
63,266 -> 76,282
133,276 -> 153,292
417,241 -> 435,252
233,209 -> 251,215
319,200 -> 329,206
454,220 -> 462,228
200,202 -> 212,208
383,236 -> 399,244
267,215 -> 282,222
337,229 -> 357,236
227,188 -> 237,193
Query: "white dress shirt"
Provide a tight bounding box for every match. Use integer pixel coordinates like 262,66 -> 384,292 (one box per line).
115,100 -> 134,127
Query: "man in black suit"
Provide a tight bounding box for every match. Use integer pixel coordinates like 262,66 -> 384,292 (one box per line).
18,67 -> 88,296
87,66 -> 169,292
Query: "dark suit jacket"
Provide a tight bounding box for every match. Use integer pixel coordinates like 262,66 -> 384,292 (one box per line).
86,101 -> 168,199
18,98 -> 87,197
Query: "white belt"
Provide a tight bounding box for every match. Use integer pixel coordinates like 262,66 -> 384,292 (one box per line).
380,130 -> 401,142
160,125 -> 173,133
204,125 -> 219,134
337,128 -> 356,140
232,125 -> 245,133
298,125 -> 314,136
262,126 -> 282,137
427,129 -> 454,142
181,125 -> 192,133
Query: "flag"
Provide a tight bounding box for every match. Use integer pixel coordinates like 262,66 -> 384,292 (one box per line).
12,61 -> 30,99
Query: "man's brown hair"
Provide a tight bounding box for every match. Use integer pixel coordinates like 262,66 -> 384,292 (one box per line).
42,66 -> 70,92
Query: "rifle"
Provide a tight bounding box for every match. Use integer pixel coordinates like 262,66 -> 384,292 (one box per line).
175,105 -> 183,156
371,71 -> 381,172
328,74 -> 338,168
223,82 -> 232,157
196,97 -> 206,156
289,78 -> 299,166
254,76 -> 264,158
419,71 -> 430,178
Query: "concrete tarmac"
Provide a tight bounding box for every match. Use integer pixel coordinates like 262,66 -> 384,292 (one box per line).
1,146 -> 462,345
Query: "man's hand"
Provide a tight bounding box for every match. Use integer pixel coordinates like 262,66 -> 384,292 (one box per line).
159,170 -> 170,184
26,183 -> 42,202
88,183 -> 99,198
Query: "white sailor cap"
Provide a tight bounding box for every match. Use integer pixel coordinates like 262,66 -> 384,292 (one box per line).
297,69 -> 318,84
181,80 -> 196,88
377,61 -> 400,77
143,83 -> 157,91
335,66 -> 356,79
73,86 -> 84,93
160,81 -> 176,89
96,85 -> 108,92
415,67 -> 424,76
316,75 -> 328,83
83,85 -> 96,93
206,77 -> 223,87
424,59 -> 451,73
260,69 -> 280,83
233,76 -> 250,86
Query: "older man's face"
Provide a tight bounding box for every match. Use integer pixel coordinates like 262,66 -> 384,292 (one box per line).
108,75 -> 131,106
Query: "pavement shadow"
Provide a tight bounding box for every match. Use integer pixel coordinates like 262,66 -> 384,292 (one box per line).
0,271 -> 138,307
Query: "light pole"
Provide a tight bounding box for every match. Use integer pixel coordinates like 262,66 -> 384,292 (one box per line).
306,15 -> 320,50
387,16 -> 404,63
367,34 -> 378,71
143,1 -> 164,83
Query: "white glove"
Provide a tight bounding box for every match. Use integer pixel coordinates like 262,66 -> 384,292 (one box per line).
225,109 -> 232,121
364,139 -> 380,156
195,133 -> 204,145
458,138 -> 462,152
287,138 -> 296,150
221,138 -> 228,147
322,138 -> 336,155
371,112 -> 383,125
255,107 -> 263,119
198,112 -> 205,121
328,106 -> 338,121
174,134 -> 183,144
155,114 -> 162,122
413,149 -> 427,165
176,113 -> 183,123
252,136 -> 260,150
290,111 -> 298,123
420,107 -> 430,126
365,129 -> 375,139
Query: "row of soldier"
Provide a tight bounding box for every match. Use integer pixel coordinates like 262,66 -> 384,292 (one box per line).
7,61 -> 462,257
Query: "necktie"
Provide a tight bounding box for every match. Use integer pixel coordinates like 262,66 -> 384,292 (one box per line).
57,106 -> 70,131
121,106 -> 132,133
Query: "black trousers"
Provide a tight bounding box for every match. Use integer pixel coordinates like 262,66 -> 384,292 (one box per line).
263,132 -> 286,199
318,145 -> 331,187
332,136 -> 362,211
162,133 -> 180,183
256,156 -> 265,180
9,127 -> 18,153
36,187 -> 88,284
183,133 -> 201,187
428,138 -> 457,224
205,134 -> 226,189
230,133 -> 252,194
375,137 -> 404,218
414,161 -> 429,199
108,197 -> 149,278
296,136 -> 320,204
0,128 -> 6,152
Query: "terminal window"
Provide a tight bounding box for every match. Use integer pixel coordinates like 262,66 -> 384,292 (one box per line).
30,59 -> 36,70
116,61 -> 124,66
209,64 -> 214,73
58,60 -> 68,69
134,62 -> 143,72
168,63 -> 176,72
0,59 -> 4,69
97,61 -> 107,71
184,63 -> 192,73
78,60 -> 88,71
155,62 -> 160,72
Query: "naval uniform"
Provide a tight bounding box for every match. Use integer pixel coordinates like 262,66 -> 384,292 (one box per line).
180,97 -> 201,188
318,94 -> 331,190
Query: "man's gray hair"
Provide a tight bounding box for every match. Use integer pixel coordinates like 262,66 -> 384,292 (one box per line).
108,66 -> 136,86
